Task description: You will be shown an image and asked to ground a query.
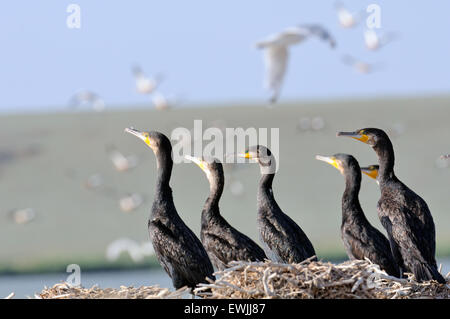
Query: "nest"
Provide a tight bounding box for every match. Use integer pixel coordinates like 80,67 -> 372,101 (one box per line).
30,258 -> 449,299
194,257 -> 450,299
36,283 -> 190,299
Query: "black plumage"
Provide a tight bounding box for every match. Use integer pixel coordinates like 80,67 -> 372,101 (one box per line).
125,128 -> 215,289
187,156 -> 267,270
338,128 -> 445,283
316,154 -> 399,277
243,145 -> 316,264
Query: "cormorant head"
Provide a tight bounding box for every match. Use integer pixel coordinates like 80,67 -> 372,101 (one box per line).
336,128 -> 390,148
315,153 -> 360,177
124,128 -> 172,155
360,164 -> 379,180
238,145 -> 276,174
184,155 -> 224,186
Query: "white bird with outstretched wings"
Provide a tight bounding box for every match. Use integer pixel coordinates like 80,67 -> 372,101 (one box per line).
255,25 -> 335,103
132,65 -> 163,95
335,1 -> 363,28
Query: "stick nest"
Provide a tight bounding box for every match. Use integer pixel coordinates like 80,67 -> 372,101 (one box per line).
37,283 -> 191,299
194,258 -> 449,299
33,258 -> 449,299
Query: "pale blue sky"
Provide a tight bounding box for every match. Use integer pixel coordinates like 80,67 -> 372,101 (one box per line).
1,1 -> 449,112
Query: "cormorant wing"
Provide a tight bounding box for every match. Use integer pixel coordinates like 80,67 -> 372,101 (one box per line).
378,191 -> 436,264
149,217 -> 214,287
203,224 -> 266,266
259,208 -> 315,263
377,187 -> 444,282
341,223 -> 399,276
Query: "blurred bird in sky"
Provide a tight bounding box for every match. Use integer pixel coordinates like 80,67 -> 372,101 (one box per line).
297,116 -> 326,132
69,90 -> 105,112
106,238 -> 154,263
119,193 -> 144,213
364,29 -> 398,51
334,1 -> 363,29
9,208 -> 36,225
255,24 -> 336,103
106,145 -> 139,172
386,122 -> 406,139
151,91 -> 171,111
132,65 -> 163,95
84,173 -> 104,189
341,54 -> 384,74
152,91 -> 186,111
436,156 -> 450,169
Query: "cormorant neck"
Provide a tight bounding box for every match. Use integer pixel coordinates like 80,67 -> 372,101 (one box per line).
154,148 -> 173,198
341,170 -> 364,221
259,173 -> 274,196
258,155 -> 276,196
203,174 -> 224,216
373,140 -> 396,184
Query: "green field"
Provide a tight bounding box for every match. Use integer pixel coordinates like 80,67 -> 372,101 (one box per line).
1,95 -> 450,274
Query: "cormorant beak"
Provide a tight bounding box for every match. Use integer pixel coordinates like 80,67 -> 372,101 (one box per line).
337,131 -> 369,144
124,127 -> 151,147
361,166 -> 379,180
184,155 -> 207,172
236,152 -> 261,164
237,152 -> 252,159
315,155 -> 341,171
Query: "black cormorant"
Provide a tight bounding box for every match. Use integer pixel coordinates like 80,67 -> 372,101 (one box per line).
360,164 -> 379,183
239,145 -> 316,263
337,128 -> 445,283
124,128 -> 215,289
316,154 -> 399,277
185,155 -> 267,270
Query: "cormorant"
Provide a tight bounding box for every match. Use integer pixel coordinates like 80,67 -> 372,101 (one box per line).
360,164 -> 379,183
316,154 -> 399,277
337,128 -> 445,283
124,128 -> 215,289
239,145 -> 316,263
185,155 -> 267,270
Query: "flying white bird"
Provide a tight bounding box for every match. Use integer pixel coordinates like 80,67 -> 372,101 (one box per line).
151,91 -> 171,110
364,29 -> 398,51
296,116 -> 326,132
256,24 -> 336,103
69,90 -> 105,112
341,54 -> 384,74
436,155 -> 450,169
84,173 -> 103,189
106,146 -> 139,172
335,1 -> 363,28
106,238 -> 154,262
132,65 -> 162,95
9,208 -> 36,225
119,193 -> 144,212
151,91 -> 186,110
